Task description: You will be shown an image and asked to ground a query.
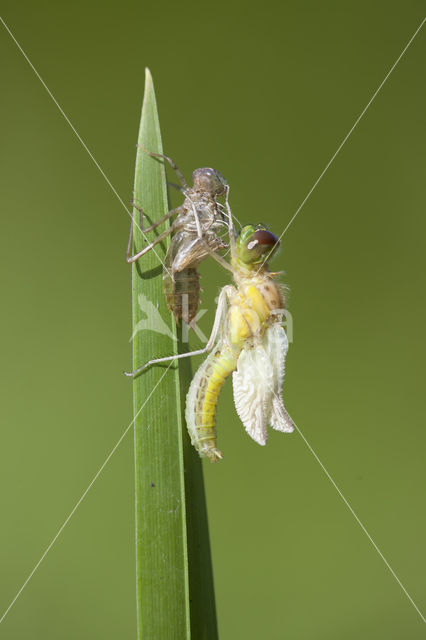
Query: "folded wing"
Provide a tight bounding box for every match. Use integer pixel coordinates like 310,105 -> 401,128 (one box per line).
232,323 -> 294,445
264,323 -> 295,433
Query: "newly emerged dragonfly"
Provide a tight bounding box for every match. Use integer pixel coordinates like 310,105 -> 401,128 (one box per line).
126,223 -> 294,462
127,150 -> 233,327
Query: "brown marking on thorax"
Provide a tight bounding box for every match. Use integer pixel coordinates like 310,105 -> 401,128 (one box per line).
257,279 -> 286,311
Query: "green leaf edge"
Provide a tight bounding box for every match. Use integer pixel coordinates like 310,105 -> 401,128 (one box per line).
131,68 -> 218,640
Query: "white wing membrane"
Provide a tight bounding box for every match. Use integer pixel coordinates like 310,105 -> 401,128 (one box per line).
264,324 -> 294,433
232,345 -> 272,445
232,324 -> 294,445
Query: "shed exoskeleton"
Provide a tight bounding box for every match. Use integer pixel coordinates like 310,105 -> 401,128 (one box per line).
127,150 -> 233,327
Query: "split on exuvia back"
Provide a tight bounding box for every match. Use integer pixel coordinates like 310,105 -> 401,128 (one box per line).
126,151 -> 294,461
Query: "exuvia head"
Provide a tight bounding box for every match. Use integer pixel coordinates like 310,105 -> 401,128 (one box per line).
235,225 -> 280,267
192,168 -> 227,196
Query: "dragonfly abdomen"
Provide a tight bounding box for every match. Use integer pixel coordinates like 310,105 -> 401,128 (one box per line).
185,345 -> 239,461
163,267 -> 201,327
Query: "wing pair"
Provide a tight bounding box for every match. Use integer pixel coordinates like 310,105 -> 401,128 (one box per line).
232,323 -> 294,445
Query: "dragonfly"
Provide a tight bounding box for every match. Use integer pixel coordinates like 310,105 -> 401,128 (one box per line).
126,149 -> 234,327
125,222 -> 294,462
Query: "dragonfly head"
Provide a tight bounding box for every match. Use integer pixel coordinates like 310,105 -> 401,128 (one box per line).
192,168 -> 227,196
235,225 -> 280,267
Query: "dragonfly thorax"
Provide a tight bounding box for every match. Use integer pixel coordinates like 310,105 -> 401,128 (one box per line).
225,277 -> 285,349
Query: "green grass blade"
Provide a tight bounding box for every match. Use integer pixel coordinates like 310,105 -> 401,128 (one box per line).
132,68 -> 218,640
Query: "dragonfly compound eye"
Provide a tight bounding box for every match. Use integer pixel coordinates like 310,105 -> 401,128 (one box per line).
237,226 -> 280,264
250,229 -> 279,249
192,168 -> 227,196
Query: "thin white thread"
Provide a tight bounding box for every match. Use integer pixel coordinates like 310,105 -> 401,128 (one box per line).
256,16 -> 426,274
0,15 -> 173,278
0,362 -> 174,625
292,419 -> 426,623
252,16 -> 426,617
2,8 -> 425,627
265,381 -> 425,623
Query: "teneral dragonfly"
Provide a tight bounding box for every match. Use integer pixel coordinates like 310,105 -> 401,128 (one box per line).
126,223 -> 294,462
126,150 -> 232,327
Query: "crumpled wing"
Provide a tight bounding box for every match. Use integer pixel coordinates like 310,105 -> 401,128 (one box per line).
232,323 -> 294,445
232,344 -> 273,445
264,324 -> 294,433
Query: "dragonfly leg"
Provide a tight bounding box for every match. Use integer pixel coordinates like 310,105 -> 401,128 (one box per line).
129,201 -> 144,230
138,146 -> 188,189
204,285 -> 235,349
217,200 -> 242,233
126,214 -> 137,263
184,193 -> 203,238
129,202 -> 182,234
224,185 -> 237,254
137,205 -> 182,234
126,207 -> 183,263
168,181 -> 185,193
126,221 -> 174,263
209,251 -> 234,274
124,285 -> 235,377
124,346 -> 212,377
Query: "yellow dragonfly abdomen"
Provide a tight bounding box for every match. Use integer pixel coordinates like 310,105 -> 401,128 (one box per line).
186,346 -> 239,461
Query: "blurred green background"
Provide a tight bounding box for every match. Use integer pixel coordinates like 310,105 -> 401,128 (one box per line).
1,1 -> 425,638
